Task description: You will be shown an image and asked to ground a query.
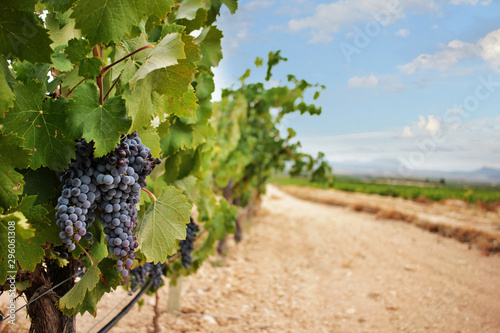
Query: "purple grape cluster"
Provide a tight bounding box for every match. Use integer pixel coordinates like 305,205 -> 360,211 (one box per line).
94,132 -> 160,277
55,132 -> 160,277
130,262 -> 164,291
56,139 -> 97,252
179,218 -> 199,269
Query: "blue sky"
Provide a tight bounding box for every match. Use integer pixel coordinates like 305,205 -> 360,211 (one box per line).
213,0 -> 500,176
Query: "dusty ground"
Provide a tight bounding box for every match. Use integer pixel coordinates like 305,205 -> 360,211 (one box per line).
3,185 -> 500,332
280,185 -> 500,253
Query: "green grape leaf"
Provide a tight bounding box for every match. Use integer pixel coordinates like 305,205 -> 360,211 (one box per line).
152,60 -> 197,99
66,83 -> 131,157
156,118 -> 171,137
177,0 -> 206,20
176,8 -> 208,33
0,211 -> 45,284
46,0 -> 76,12
48,18 -> 80,49
195,72 -> 214,100
153,85 -> 198,120
65,38 -> 91,63
161,24 -> 186,35
78,57 -> 104,79
20,167 -> 60,206
195,26 -> 223,68
71,0 -> 140,46
142,0 -> 175,18
196,176 -> 217,221
181,33 -> 201,63
159,119 -> 193,156
3,81 -> 75,170
192,120 -> 214,147
161,152 -> 180,183
123,79 -> 155,131
0,133 -> 31,213
254,57 -> 263,67
152,34 -> 199,97
173,175 -> 200,203
130,33 -> 185,83
16,195 -> 60,245
136,187 -> 191,263
221,0 -> 238,14
63,258 -> 122,316
5,1 -> 38,11
51,52 -> 73,72
0,58 -> 14,114
58,260 -> 101,313
12,61 -> 50,82
0,5 -> 54,63
137,127 -> 161,158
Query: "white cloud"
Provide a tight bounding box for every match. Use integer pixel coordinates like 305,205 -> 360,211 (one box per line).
348,75 -> 379,88
402,126 -> 415,137
395,29 -> 410,37
243,0 -> 274,12
399,29 -> 500,74
348,74 -> 405,92
478,29 -> 500,71
296,116 -> 500,173
450,0 -> 491,4
450,0 -> 478,4
399,39 -> 478,74
288,0 -> 439,43
416,115 -> 441,135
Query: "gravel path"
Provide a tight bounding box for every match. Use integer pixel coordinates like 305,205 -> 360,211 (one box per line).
89,185 -> 500,333
5,185 -> 500,332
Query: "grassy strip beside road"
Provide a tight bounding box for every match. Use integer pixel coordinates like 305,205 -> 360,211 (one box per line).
270,175 -> 500,206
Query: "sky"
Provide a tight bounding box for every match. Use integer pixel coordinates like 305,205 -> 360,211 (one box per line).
213,0 -> 500,177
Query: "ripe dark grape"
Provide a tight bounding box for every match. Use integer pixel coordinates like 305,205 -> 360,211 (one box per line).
55,133 -> 160,273
129,262 -> 164,292
94,132 -> 161,277
179,218 -> 199,269
54,244 -> 69,260
55,139 -> 98,256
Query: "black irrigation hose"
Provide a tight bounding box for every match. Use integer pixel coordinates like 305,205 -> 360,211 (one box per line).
96,262 -> 167,332
97,278 -> 153,333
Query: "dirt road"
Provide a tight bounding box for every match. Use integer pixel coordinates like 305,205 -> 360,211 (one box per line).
5,185 -> 500,332
77,185 -> 500,333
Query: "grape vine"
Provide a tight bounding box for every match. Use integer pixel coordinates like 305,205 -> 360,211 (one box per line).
0,1 -> 330,331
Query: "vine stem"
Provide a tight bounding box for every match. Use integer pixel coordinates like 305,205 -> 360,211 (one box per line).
77,242 -> 94,266
103,73 -> 121,101
153,292 -> 161,333
64,78 -> 85,98
95,44 -> 154,105
141,188 -> 157,202
101,45 -> 154,76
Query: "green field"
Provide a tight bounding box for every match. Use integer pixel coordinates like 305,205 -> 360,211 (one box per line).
270,175 -> 500,204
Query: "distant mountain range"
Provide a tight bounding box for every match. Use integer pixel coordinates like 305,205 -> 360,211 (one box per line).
332,161 -> 500,185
